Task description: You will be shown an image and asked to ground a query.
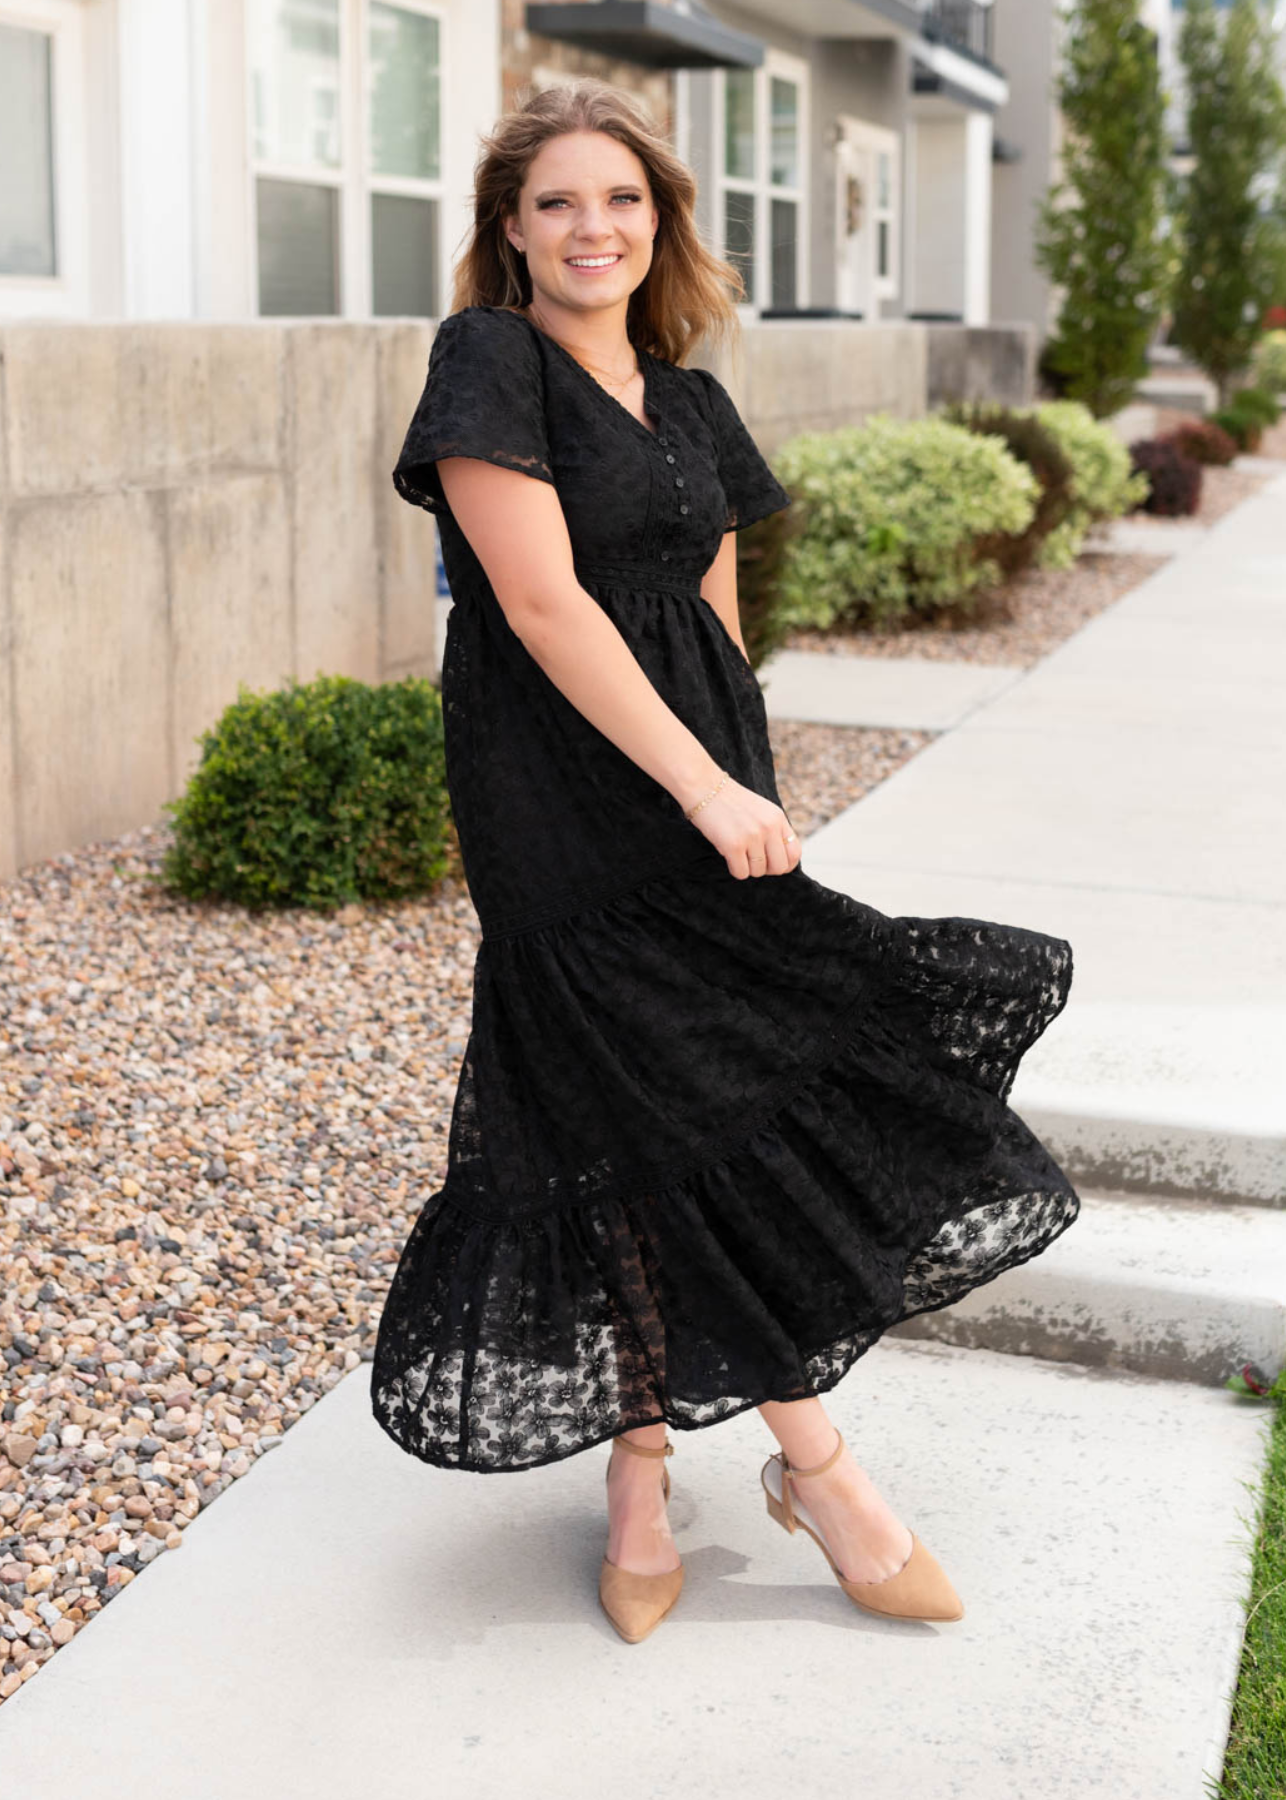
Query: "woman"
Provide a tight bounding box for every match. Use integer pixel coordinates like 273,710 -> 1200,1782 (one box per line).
371,77 -> 1080,1643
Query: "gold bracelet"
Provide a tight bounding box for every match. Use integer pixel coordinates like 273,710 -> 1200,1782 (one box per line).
684,769 -> 730,821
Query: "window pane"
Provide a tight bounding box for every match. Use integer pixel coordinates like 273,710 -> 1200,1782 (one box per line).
770,197 -> 797,310
724,70 -> 755,180
369,3 -> 440,181
372,193 -> 439,315
249,0 -> 340,170
769,77 -> 798,189
877,150 -> 891,212
257,177 -> 339,313
877,218 -> 889,281
724,190 -> 756,304
0,23 -> 56,277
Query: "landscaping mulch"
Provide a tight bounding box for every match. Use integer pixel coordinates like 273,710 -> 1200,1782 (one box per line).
778,550 -> 1170,670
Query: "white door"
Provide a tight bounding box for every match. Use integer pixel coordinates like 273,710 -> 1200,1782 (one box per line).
834,114 -> 899,320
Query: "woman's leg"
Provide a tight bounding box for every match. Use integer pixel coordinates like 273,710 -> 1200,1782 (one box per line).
604,1419 -> 682,1576
758,1397 -> 914,1584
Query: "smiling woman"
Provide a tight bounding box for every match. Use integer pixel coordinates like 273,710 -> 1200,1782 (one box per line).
370,76 -> 1080,1645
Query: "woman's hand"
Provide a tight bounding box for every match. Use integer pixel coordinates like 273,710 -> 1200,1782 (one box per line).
686,775 -> 803,880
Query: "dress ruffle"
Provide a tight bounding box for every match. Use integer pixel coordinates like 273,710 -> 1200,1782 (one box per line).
370,857 -> 1078,1472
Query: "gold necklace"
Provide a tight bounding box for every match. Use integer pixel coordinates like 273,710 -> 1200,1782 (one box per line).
525,304 -> 639,395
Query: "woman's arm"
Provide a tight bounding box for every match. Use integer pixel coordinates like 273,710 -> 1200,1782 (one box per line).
438,455 -> 800,880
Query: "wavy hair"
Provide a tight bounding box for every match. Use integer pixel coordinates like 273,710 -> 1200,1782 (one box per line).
448,76 -> 746,369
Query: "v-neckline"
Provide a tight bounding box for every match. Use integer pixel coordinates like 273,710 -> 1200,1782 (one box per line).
501,306 -> 664,446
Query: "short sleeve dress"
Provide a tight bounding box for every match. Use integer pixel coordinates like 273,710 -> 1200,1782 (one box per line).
370,304 -> 1080,1474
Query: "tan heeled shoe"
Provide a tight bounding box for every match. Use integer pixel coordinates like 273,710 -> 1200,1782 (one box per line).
599,1432 -> 684,1643
761,1427 -> 964,1622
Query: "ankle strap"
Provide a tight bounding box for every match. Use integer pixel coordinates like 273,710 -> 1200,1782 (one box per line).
613,1433 -> 673,1459
781,1426 -> 843,1482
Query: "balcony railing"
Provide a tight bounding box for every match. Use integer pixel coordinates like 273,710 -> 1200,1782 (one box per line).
918,0 -> 995,67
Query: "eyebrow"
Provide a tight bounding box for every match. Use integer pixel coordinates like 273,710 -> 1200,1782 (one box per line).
532,184 -> 644,201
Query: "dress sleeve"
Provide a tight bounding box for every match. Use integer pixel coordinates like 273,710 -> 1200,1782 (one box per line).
695,366 -> 792,532
392,307 -> 555,517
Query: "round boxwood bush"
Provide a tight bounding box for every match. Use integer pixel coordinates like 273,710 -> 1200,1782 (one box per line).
161,672 -> 452,912
1127,438 -> 1203,516
768,413 -> 1038,631
1211,403 -> 1263,452
1226,384 -> 1281,427
1159,416 -> 1239,467
940,400 -> 1075,577
1023,400 -> 1150,568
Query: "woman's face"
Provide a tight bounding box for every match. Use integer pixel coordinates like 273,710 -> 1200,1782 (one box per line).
505,129 -> 658,318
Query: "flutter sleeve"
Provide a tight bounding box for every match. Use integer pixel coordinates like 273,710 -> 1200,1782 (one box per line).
695,366 -> 793,532
392,307 -> 555,516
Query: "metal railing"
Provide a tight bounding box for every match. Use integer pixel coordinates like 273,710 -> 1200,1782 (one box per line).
918,0 -> 995,67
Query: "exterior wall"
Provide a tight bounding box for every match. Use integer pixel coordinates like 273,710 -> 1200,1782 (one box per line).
808,37 -> 911,316
506,0 -> 672,122
989,0 -> 1060,334
0,321 -> 437,880
911,116 -> 967,315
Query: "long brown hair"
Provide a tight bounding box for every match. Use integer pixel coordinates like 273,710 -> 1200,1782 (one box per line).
448,76 -> 746,369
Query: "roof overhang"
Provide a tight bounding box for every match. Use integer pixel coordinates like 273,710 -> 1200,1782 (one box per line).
911,37 -> 1008,114
523,2 -> 766,69
720,0 -> 922,40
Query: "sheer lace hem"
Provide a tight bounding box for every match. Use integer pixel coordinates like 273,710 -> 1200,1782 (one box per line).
370,944 -> 1078,1473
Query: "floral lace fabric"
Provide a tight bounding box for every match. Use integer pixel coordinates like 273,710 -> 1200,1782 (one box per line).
371,305 -> 1080,1472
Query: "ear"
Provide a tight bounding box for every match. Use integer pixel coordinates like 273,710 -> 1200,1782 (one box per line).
504,209 -> 525,255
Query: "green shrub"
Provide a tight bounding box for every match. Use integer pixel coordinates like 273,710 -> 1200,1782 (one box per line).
161,672 -> 452,912
1211,404 -> 1263,451
1225,383 -> 1281,426
940,401 -> 1076,577
1024,400 -> 1150,567
1252,329 -> 1286,395
768,414 -> 1039,631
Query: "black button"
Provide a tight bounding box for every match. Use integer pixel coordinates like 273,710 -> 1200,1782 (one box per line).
674,476 -> 684,487
679,504 -> 689,514
665,453 -> 675,464
660,551 -> 670,561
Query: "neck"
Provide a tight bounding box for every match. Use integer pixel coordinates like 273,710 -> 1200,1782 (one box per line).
525,293 -> 634,368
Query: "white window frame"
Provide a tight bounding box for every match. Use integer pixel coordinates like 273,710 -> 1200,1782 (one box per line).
246,0 -> 448,319
0,0 -> 89,319
714,45 -> 809,315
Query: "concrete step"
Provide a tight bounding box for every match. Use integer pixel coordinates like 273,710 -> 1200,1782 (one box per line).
0,1341 -> 1269,1799
888,1188 -> 1286,1385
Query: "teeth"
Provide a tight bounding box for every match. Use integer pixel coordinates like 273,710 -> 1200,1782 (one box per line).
567,255 -> 620,267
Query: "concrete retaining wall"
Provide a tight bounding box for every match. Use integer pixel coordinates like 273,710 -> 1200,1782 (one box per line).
925,323 -> 1037,410
0,321 -> 436,882
0,318 -> 1033,882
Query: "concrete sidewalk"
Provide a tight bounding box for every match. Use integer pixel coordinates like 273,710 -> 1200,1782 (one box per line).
2,473 -> 1283,1797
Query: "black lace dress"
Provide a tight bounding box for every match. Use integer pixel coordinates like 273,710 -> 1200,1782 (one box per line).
370,303 -> 1080,1473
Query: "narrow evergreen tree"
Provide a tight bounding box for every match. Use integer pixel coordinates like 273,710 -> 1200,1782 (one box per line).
1034,0 -> 1172,418
1171,0 -> 1286,404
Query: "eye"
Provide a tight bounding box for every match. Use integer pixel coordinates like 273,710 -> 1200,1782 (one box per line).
536,194 -> 642,210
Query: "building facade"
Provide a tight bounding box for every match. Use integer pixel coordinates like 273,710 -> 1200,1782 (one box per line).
1,0 -> 1011,328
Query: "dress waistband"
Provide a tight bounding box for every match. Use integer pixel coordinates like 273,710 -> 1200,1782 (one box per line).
573,557 -> 705,599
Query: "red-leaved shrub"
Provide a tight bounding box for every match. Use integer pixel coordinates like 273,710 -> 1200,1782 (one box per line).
1127,438 -> 1204,516
1159,416 -> 1239,467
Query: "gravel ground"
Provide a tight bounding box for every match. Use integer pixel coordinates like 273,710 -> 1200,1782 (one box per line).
1193,460 -> 1279,525
1,445 -> 1279,1702
779,550 -> 1169,669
